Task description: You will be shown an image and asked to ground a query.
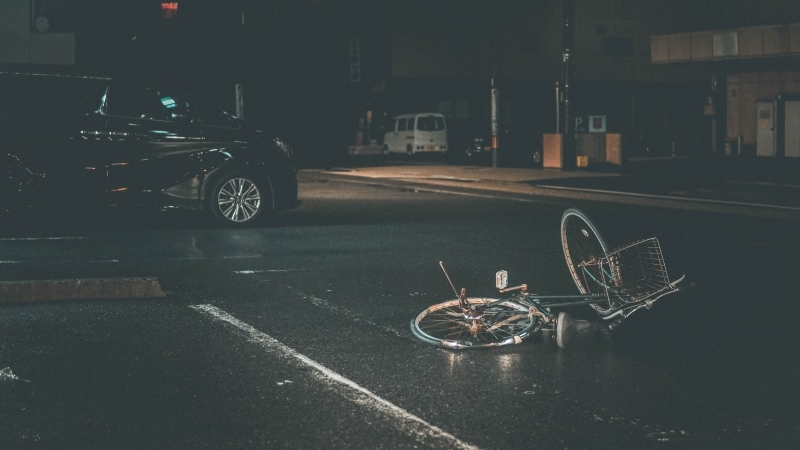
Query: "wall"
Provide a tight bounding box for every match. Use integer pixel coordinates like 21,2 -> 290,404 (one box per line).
391,0 -> 709,83
727,72 -> 800,144
0,0 -> 75,65
652,23 -> 800,64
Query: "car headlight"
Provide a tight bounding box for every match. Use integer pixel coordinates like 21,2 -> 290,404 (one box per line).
273,138 -> 293,158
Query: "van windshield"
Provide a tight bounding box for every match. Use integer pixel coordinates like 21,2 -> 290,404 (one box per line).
417,116 -> 445,131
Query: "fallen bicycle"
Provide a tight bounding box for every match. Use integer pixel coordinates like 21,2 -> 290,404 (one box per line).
410,208 -> 688,349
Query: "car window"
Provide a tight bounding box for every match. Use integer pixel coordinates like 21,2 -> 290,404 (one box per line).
398,118 -> 407,131
105,87 -> 170,121
407,118 -> 415,131
390,119 -> 397,132
417,116 -> 444,131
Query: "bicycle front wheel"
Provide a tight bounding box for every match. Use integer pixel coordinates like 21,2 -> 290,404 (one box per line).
560,208 -> 614,315
411,297 -> 539,349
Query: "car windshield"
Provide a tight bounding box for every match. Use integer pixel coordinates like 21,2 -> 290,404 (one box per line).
417,116 -> 444,131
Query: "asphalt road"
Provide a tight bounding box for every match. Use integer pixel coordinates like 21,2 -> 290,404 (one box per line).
1,169 -> 799,449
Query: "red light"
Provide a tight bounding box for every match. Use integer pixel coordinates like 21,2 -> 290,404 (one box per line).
161,2 -> 178,19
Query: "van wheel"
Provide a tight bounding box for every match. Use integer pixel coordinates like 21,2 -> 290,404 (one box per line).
407,144 -> 413,156
382,144 -> 390,155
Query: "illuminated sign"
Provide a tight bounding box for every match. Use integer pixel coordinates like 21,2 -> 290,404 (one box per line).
574,115 -> 606,133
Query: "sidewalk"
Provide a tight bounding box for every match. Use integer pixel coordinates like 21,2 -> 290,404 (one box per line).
308,155 -> 800,220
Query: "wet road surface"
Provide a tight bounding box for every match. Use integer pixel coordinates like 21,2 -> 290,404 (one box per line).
1,171 -> 799,449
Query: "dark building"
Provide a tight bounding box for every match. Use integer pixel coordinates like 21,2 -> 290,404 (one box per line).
4,1 -> 799,165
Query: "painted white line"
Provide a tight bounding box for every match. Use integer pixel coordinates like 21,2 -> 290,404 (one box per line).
0,237 -> 88,241
189,304 -> 481,450
0,259 -> 119,264
233,269 -> 313,274
536,184 -> 800,211
288,288 -> 406,339
0,256 -> 260,265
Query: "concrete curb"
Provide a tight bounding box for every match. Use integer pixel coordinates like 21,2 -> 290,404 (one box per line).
307,170 -> 800,221
0,277 -> 167,303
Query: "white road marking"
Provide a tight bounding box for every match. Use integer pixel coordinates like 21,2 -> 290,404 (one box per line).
0,237 -> 88,241
288,287 -> 406,339
189,304 -> 482,450
0,255 -> 260,265
233,269 -> 313,274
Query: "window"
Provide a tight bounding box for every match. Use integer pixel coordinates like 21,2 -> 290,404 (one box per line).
106,87 -> 169,120
31,0 -> 76,33
390,119 -> 397,132
407,118 -> 415,130
604,37 -> 633,57
398,118 -> 407,131
417,116 -> 444,131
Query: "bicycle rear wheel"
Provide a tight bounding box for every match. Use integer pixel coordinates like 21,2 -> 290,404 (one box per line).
560,208 -> 614,315
411,298 -> 539,349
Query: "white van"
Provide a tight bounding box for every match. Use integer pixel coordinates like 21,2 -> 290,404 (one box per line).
382,113 -> 448,155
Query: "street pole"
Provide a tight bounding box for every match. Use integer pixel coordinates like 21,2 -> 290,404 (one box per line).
491,78 -> 499,168
555,81 -> 560,133
236,84 -> 244,119
711,72 -> 717,156
235,2 -> 245,120
561,0 -> 576,171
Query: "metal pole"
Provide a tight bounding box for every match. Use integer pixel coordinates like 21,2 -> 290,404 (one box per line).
235,2 -> 245,120
491,78 -> 499,168
235,84 -> 244,120
711,72 -> 717,156
562,0 -> 576,171
555,81 -> 560,133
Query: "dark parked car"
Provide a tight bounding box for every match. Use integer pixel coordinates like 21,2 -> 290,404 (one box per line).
0,74 -> 299,226
463,129 -> 543,166
451,122 -> 542,167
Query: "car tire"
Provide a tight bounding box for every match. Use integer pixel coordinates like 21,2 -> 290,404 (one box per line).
382,144 -> 390,155
209,172 -> 271,227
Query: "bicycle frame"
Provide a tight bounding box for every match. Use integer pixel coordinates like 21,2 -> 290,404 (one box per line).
409,208 -> 688,349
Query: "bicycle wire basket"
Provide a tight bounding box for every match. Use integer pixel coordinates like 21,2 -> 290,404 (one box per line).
585,238 -> 672,309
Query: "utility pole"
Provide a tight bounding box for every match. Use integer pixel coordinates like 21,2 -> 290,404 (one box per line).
235,1 -> 245,119
711,72 -> 717,156
491,78 -> 499,168
555,81 -> 560,133
561,0 -> 576,171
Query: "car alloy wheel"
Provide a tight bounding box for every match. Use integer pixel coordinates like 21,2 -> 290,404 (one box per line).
212,173 -> 268,226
